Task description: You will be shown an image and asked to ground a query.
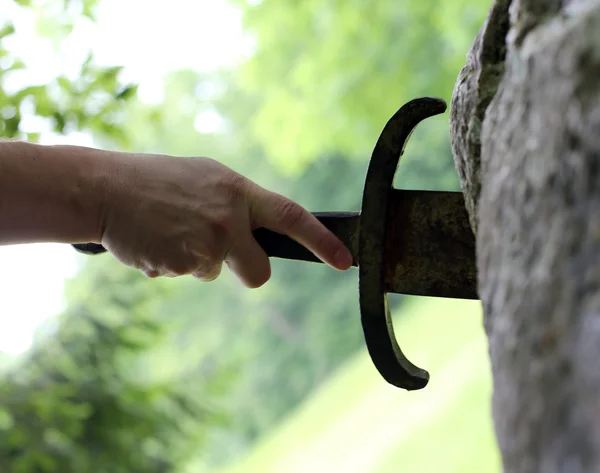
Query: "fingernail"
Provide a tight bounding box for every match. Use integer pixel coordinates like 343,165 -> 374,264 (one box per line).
334,247 -> 353,270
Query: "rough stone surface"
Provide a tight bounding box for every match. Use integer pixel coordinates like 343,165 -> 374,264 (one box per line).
450,0 -> 511,233
450,1 -> 600,472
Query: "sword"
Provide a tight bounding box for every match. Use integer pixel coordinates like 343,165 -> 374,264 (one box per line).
73,97 -> 478,391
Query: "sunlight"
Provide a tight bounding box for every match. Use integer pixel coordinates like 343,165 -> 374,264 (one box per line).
0,244 -> 78,354
0,0 -> 247,354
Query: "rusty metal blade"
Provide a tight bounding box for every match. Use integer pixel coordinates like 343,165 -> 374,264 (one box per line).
383,189 -> 477,299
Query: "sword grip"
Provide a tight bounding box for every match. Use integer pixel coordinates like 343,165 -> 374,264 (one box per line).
253,212 -> 359,265
72,212 -> 360,266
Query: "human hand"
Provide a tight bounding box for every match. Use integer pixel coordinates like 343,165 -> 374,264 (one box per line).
99,153 -> 353,287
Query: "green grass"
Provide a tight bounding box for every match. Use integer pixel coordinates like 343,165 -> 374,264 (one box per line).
199,297 -> 500,473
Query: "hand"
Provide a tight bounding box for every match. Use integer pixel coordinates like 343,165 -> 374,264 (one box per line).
99,153 -> 353,287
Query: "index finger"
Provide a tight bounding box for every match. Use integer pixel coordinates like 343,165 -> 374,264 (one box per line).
247,187 -> 353,271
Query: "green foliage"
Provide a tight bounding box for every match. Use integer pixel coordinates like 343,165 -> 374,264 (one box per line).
0,257 -> 211,473
32,0 -> 98,39
212,298 -> 500,473
0,0 -> 136,142
231,0 -> 489,177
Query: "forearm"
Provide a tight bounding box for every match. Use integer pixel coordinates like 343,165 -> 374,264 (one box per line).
0,140 -> 111,245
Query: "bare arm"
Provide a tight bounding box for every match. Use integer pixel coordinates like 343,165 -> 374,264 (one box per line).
0,141 -> 353,287
0,141 -> 110,245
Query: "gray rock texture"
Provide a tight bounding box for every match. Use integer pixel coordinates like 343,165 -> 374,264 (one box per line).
450,1 -> 600,472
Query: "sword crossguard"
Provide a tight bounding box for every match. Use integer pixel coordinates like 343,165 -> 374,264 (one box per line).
73,97 -> 454,391
358,97 -> 447,390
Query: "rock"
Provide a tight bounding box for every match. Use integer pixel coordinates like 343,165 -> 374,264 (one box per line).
450,1 -> 600,472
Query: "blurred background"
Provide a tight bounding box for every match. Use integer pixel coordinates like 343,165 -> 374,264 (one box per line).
0,0 -> 499,472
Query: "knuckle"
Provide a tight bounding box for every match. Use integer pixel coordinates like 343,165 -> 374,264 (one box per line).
212,167 -> 247,204
168,259 -> 198,276
226,172 -> 248,200
166,241 -> 222,276
204,216 -> 235,254
208,211 -> 236,239
142,269 -> 161,278
316,231 -> 333,253
274,198 -> 305,231
193,260 -> 222,282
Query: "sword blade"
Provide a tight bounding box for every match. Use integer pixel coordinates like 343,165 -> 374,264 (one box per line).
383,189 -> 477,299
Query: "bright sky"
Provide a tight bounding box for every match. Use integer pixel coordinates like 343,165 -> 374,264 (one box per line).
0,0 -> 247,354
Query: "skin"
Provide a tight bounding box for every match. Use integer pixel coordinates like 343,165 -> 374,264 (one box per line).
0,140 -> 353,288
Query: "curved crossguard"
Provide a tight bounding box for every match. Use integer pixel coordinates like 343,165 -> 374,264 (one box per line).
358,97 -> 447,390
73,97 -> 477,391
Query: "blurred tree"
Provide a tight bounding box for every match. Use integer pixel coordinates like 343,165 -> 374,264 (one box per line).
0,257 -> 215,473
0,0 -> 136,143
231,0 -> 489,190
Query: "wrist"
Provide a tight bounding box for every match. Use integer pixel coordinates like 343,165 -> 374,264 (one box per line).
0,140 -> 133,246
47,144 -> 121,244
25,142 -> 116,244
